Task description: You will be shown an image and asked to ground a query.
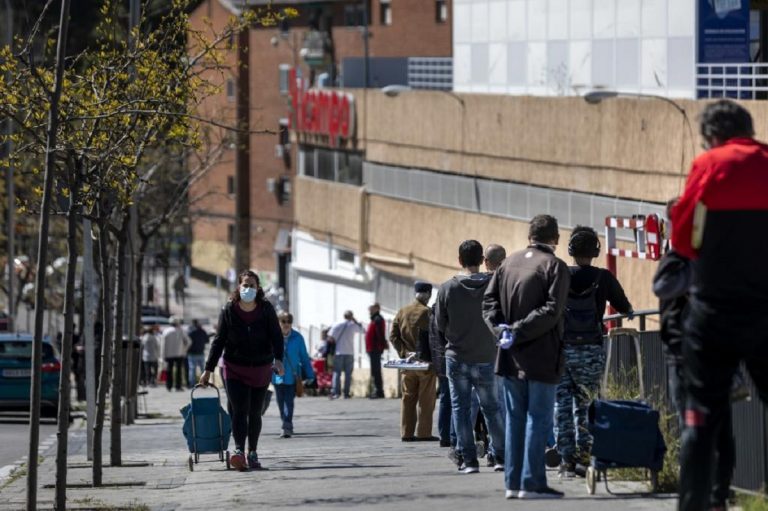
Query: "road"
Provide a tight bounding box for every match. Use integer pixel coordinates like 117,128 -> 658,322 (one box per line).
0,416 -> 57,469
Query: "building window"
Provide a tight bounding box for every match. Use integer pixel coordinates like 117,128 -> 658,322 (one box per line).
226,78 -> 235,102
436,0 -> 447,23
317,148 -> 335,181
227,224 -> 235,245
278,118 -> 290,146
337,152 -> 363,185
278,64 -> 291,95
344,4 -> 365,26
380,0 -> 392,26
337,249 -> 355,264
227,176 -> 235,195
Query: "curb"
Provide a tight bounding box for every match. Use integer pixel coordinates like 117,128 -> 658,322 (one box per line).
0,430 -> 58,488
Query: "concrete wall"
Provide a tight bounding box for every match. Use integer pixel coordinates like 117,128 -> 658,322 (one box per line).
364,90 -> 705,203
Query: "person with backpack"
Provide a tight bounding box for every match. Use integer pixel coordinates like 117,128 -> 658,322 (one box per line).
554,226 -> 633,478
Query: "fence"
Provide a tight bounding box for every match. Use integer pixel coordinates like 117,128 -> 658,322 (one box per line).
606,312 -> 767,492
697,62 -> 768,99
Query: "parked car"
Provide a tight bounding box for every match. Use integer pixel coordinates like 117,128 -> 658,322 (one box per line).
141,305 -> 170,318
141,315 -> 171,328
0,333 -> 60,416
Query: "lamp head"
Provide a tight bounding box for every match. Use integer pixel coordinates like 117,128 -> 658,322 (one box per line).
583,90 -> 619,105
381,84 -> 412,97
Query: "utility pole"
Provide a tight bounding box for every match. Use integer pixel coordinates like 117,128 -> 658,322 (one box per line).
3,0 -> 14,331
234,25 -> 251,272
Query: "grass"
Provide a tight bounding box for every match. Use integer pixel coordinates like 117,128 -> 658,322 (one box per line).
599,368 -> 680,493
0,455 -> 45,490
737,493 -> 768,511
71,496 -> 149,510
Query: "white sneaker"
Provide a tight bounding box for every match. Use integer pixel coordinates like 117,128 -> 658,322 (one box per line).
505,490 -> 517,499
517,487 -> 564,499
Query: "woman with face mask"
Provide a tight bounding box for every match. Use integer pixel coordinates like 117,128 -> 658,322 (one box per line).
200,270 -> 285,471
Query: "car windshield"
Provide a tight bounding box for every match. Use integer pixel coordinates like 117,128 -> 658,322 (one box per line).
0,341 -> 54,359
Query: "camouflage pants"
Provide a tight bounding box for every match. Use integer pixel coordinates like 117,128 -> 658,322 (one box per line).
554,344 -> 605,464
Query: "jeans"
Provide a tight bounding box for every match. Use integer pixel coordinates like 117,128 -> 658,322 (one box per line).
274,383 -> 296,434
368,351 -> 384,397
143,361 -> 158,386
165,357 -> 184,390
446,358 -> 505,463
187,354 -> 205,388
503,375 -> 556,492
332,354 -> 354,398
225,378 -> 269,453
437,376 -> 454,445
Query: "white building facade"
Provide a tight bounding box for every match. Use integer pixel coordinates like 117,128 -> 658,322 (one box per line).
454,0 -> 701,98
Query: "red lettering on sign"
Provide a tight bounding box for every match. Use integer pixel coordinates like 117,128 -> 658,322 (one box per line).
287,68 -> 356,146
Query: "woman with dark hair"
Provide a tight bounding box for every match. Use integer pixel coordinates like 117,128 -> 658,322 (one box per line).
200,270 -> 284,471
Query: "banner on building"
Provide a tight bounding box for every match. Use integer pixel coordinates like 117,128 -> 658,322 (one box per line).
698,0 -> 751,63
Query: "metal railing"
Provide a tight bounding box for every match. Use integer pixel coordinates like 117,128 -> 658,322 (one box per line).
407,57 -> 453,91
697,62 -> 768,99
601,309 -> 767,493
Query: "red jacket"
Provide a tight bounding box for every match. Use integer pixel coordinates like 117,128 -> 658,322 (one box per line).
671,138 -> 768,305
365,314 -> 388,353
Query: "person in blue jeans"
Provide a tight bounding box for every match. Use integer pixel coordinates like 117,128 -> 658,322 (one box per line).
328,311 -> 363,399
186,319 -> 209,389
273,312 -> 315,438
484,214 -> 570,499
436,240 -> 505,474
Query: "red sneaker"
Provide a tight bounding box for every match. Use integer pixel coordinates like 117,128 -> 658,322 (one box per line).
230,450 -> 247,471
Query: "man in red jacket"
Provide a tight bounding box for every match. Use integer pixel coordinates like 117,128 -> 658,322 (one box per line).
366,303 -> 388,399
671,100 -> 768,511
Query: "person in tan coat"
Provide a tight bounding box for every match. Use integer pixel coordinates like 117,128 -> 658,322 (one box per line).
390,281 -> 438,442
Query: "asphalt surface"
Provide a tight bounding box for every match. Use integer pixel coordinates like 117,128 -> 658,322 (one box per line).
0,417 -> 56,468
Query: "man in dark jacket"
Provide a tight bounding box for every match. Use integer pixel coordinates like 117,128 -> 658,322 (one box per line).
365,303 -> 387,399
437,240 -> 505,474
390,282 -> 437,442
483,214 -> 570,500
671,100 -> 768,511
187,319 -> 210,389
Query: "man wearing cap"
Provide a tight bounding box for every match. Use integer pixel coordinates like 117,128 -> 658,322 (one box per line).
162,317 -> 191,392
365,303 -> 388,399
390,281 -> 438,441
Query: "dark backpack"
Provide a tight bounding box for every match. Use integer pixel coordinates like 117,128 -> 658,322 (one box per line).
564,272 -> 603,344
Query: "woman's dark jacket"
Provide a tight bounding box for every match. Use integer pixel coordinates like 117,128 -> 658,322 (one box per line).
204,300 -> 284,372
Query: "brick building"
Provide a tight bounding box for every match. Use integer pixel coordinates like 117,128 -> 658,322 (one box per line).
187,0 -> 453,290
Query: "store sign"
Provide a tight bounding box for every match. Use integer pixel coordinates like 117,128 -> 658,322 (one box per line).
698,0 -> 751,63
288,68 -> 356,147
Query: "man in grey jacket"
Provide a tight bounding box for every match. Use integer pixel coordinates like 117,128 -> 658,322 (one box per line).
484,214 -> 570,500
436,240 -> 505,474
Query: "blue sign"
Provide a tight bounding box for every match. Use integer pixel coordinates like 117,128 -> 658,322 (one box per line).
698,0 -> 751,63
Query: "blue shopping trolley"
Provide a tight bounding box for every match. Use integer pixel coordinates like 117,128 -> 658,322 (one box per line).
181,384 -> 232,471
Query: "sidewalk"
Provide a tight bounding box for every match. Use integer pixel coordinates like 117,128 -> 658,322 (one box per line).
0,385 -> 679,511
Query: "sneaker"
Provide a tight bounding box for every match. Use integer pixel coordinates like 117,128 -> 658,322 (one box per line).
279,432 -> 292,439
518,487 -> 564,499
559,462 -> 576,478
247,451 -> 262,470
329,394 -> 340,400
458,460 -> 480,474
230,450 -> 247,471
505,490 -> 518,500
487,453 -> 504,471
545,447 -> 562,468
439,440 -> 451,448
447,448 -> 463,467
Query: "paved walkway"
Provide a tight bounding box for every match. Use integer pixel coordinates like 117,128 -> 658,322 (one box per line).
0,385 -> 679,511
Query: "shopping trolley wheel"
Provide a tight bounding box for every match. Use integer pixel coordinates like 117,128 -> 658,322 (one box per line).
188,455 -> 194,472
225,451 -> 231,470
219,450 -> 224,462
650,470 -> 659,493
586,466 -> 597,495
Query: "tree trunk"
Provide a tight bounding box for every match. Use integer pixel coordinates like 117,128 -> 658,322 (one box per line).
28,1 -> 70,508
92,216 -> 114,487
54,192 -> 79,510
110,222 -> 127,466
